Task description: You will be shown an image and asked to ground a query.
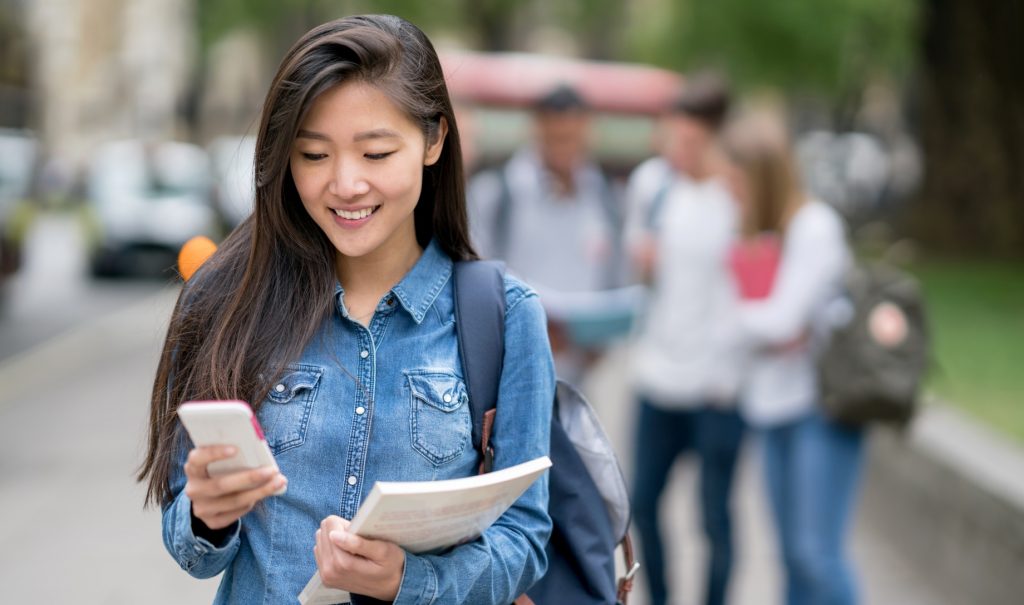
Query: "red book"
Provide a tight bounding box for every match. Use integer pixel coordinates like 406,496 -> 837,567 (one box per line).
729,234 -> 781,300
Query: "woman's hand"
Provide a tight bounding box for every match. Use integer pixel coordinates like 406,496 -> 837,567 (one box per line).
184,445 -> 287,530
767,330 -> 810,354
314,516 -> 405,601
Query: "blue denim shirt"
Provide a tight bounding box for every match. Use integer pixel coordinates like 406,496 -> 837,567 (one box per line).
162,240 -> 554,604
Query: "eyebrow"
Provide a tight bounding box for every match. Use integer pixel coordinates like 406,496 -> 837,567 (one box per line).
353,128 -> 402,142
296,129 -> 331,141
295,128 -> 403,143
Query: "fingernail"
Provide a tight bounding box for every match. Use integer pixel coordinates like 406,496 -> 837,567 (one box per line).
275,476 -> 287,488
258,467 -> 275,478
222,446 -> 237,456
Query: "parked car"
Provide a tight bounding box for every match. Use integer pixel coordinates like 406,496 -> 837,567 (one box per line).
83,139 -> 220,277
208,135 -> 256,229
0,128 -> 38,287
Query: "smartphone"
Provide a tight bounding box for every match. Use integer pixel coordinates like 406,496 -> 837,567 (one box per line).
177,400 -> 286,495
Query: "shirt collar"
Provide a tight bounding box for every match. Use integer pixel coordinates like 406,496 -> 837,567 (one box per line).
391,239 -> 452,324
333,239 -> 452,325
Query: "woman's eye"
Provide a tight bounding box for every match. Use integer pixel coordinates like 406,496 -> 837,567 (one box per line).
365,151 -> 395,161
301,152 -> 327,161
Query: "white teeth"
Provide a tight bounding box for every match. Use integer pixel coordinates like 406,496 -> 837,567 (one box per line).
334,206 -> 376,220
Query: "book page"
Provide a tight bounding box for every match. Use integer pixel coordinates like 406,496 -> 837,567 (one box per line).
352,458 -> 548,552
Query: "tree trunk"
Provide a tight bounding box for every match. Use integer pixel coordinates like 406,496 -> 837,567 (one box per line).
911,0 -> 1024,256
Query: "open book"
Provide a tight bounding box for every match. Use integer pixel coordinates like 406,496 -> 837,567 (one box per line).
538,284 -> 648,347
298,456 -> 552,605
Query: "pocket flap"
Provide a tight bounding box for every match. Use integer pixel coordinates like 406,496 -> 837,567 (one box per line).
406,371 -> 467,412
267,365 -> 322,404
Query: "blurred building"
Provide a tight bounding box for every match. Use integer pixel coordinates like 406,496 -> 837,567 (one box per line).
24,0 -> 197,166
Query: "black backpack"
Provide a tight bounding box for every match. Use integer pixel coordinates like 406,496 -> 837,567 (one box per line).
818,262 -> 930,426
453,261 -> 638,605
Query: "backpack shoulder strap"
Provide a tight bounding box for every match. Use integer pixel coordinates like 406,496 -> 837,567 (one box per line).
453,260 -> 507,472
645,173 -> 675,231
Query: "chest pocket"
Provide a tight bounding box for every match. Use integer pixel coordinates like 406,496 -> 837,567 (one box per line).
258,363 -> 323,455
405,370 -> 471,465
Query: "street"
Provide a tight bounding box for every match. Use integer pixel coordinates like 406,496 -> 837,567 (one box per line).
0,213 -> 167,362
0,214 -> 959,604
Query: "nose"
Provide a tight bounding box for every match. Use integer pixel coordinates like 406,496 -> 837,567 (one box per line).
328,160 -> 370,200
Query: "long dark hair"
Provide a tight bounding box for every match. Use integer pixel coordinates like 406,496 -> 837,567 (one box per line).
139,15 -> 476,507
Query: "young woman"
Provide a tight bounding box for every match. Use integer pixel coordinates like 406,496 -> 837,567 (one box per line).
137,15 -> 554,604
722,112 -> 863,605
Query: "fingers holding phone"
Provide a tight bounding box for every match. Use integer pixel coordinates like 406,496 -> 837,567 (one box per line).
177,401 -> 288,531
184,446 -> 287,529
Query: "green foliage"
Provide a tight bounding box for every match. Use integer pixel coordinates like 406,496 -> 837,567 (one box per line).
197,0 -> 918,99
623,0 -> 918,96
912,260 -> 1024,443
194,0 -> 464,53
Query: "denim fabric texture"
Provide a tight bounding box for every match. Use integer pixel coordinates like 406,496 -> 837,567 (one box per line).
161,240 -> 555,604
630,398 -> 746,605
761,410 -> 865,605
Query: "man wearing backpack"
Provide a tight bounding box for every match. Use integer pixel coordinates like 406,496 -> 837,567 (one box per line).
622,74 -> 746,605
467,83 -> 623,383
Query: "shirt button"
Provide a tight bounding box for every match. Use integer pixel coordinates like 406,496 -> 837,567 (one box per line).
443,393 -> 453,403
347,476 -> 357,486
355,406 -> 365,415
275,384 -> 286,393
360,350 -> 369,359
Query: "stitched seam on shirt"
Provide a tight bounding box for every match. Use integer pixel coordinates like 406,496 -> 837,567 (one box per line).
423,556 -> 439,605
415,264 -> 452,323
503,283 -> 536,318
345,325 -> 376,514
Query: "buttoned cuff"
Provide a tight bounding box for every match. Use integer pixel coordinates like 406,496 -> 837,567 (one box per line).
392,552 -> 437,605
167,492 -> 241,574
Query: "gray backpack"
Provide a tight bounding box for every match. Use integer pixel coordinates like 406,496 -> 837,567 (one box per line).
818,262 -> 930,426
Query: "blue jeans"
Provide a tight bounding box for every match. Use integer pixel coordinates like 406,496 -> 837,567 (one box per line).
631,398 -> 746,605
761,411 -> 865,605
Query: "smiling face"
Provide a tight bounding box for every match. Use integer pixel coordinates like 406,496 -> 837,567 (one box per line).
290,80 -> 446,271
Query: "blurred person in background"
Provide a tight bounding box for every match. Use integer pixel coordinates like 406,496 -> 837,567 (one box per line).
722,110 -> 862,605
467,83 -> 622,382
622,74 -> 746,605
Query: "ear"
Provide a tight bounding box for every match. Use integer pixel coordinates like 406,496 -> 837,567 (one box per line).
423,116 -> 448,167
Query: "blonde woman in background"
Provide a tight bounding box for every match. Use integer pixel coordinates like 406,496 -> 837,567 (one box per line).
722,112 -> 863,605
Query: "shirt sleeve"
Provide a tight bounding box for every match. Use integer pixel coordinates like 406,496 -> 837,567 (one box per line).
739,205 -> 850,346
392,281 -> 555,604
161,428 -> 243,578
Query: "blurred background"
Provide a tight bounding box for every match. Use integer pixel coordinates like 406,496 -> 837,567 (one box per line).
0,0 -> 1020,603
